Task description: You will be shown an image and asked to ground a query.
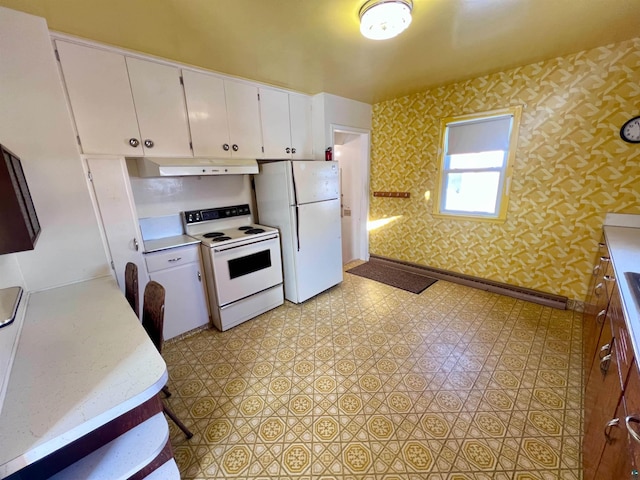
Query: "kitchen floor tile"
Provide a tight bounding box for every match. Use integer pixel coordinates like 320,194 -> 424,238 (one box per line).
162,263 -> 583,479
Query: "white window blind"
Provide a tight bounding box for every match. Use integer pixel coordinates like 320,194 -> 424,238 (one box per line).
446,115 -> 513,155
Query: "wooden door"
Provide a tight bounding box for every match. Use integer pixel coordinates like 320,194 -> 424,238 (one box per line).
289,93 -> 313,159
259,88 -> 291,159
86,157 -> 148,305
624,366 -> 640,474
224,80 -> 263,159
182,70 -> 231,158
583,313 -> 622,479
56,41 -> 142,156
126,57 -> 192,157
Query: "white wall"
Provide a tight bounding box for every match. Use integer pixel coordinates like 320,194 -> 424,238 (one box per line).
0,7 -> 109,291
312,93 -> 372,160
128,160 -> 253,218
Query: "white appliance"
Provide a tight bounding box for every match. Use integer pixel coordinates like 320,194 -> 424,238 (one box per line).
183,204 -> 284,331
254,160 -> 343,303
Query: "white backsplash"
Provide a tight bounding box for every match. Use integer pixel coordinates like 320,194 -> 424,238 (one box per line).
127,159 -> 254,219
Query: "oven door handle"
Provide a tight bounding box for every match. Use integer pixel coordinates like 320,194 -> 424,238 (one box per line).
212,234 -> 279,253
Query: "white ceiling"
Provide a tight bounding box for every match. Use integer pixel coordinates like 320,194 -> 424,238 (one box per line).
2,0 -> 640,103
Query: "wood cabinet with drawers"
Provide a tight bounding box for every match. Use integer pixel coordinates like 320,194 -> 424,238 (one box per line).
583,230 -> 640,480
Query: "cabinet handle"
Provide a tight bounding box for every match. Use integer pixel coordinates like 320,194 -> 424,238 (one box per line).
595,282 -> 604,296
604,418 -> 619,442
292,147 -> 296,154
596,309 -> 607,324
599,343 -> 611,358
593,264 -> 600,275
223,143 -> 230,151
168,257 -> 182,262
197,271 -> 202,282
133,238 -> 139,251
144,139 -> 154,148
604,275 -> 615,283
600,256 -> 610,263
600,354 -> 612,375
598,242 -> 606,250
625,416 -> 640,444
286,147 -> 291,154
232,144 -> 239,152
129,138 -> 140,147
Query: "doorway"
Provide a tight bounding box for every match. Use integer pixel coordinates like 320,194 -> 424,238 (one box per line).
332,126 -> 370,264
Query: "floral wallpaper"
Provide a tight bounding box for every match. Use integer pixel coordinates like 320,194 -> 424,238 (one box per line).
369,37 -> 640,301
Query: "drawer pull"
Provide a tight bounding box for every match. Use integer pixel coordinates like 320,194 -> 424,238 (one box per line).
593,265 -> 600,275
596,309 -> 606,324
168,257 -> 182,262
600,256 -> 610,263
625,416 -> 640,444
599,343 -> 611,358
600,354 -> 612,375
604,418 -> 619,442
598,242 -> 606,249
595,282 -> 604,296
604,275 -> 615,283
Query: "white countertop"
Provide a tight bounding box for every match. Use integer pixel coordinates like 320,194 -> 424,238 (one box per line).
604,225 -> 640,370
143,234 -> 200,253
0,276 -> 168,478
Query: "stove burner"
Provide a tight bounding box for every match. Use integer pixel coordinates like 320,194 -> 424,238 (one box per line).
244,228 -> 265,235
237,226 -> 253,231
210,236 -> 231,242
203,232 -> 225,238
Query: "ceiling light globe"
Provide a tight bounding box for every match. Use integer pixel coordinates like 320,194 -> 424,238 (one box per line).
359,0 -> 413,41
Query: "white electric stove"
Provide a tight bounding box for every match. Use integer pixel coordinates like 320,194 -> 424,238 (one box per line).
183,204 -> 283,332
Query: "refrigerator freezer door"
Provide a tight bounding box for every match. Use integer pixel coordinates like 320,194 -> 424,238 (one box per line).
288,198 -> 343,303
291,161 -> 339,205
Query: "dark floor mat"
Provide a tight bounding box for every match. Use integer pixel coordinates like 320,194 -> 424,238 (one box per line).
347,261 -> 438,294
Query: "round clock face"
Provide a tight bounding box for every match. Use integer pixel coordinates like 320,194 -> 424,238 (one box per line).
620,116 -> 640,143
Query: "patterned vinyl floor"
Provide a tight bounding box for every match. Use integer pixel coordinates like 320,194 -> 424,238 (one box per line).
163,265 -> 583,479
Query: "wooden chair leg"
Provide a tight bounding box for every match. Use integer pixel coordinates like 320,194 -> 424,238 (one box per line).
162,385 -> 172,398
163,403 -> 193,439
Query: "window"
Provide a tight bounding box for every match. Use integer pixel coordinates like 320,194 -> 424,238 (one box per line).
434,106 -> 522,221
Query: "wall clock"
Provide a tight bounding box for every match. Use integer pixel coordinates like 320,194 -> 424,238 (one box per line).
620,115 -> 640,143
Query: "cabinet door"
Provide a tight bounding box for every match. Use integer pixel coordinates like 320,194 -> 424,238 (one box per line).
86,157 -> 148,304
126,57 -> 192,157
56,41 -> 142,156
583,314 -> 623,479
224,80 -> 263,159
289,93 -> 313,159
593,394 -> 633,480
260,88 -> 292,159
624,366 -> 640,474
182,70 -> 231,158
148,258 -> 209,340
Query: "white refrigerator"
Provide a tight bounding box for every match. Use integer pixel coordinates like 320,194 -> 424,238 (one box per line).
254,160 -> 343,303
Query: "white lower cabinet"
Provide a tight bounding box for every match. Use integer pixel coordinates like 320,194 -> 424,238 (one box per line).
145,244 -> 210,340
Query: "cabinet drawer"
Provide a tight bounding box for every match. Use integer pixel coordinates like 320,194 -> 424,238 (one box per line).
145,245 -> 199,273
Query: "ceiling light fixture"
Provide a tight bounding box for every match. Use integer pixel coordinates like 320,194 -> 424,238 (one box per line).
359,0 -> 413,41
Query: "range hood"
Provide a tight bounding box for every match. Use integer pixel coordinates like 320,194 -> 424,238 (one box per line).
136,157 -> 259,177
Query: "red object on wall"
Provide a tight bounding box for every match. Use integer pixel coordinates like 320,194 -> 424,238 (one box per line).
325,147 -> 332,161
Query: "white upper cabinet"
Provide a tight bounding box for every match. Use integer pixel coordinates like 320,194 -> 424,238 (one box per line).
126,57 -> 192,157
224,80 -> 263,159
289,93 -> 313,159
56,40 -> 143,156
260,88 -> 312,159
56,41 -> 191,157
182,70 -> 230,157
183,72 -> 262,159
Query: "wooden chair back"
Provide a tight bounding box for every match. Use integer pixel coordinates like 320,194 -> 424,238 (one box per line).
142,280 -> 165,354
124,262 -> 139,318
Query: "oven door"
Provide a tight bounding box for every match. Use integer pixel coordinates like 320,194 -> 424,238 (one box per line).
211,234 -> 283,306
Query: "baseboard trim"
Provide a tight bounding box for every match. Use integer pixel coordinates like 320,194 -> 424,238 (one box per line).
369,254 -> 568,310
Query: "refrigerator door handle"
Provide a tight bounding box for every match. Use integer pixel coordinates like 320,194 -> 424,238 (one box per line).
295,205 -> 301,251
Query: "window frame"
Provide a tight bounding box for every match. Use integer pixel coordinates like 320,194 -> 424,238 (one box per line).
433,106 -> 522,222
